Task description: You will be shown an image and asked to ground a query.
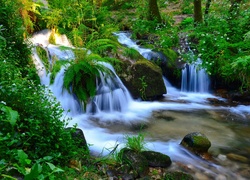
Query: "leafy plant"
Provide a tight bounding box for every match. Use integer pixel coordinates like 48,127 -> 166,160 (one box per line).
50,60 -> 69,85
86,38 -> 121,56
138,76 -> 148,100
36,46 -> 50,72
63,50 -> 113,110
230,55 -> 250,91
124,132 -> 147,153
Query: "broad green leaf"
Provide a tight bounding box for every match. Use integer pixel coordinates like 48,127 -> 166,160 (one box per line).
1,106 -> 19,126
24,163 -> 42,180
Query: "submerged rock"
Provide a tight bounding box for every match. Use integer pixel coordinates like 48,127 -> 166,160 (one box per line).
180,132 -> 211,159
226,153 -> 249,163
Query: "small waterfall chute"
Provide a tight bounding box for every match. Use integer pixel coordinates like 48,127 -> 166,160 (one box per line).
181,57 -> 210,93
87,62 -> 132,113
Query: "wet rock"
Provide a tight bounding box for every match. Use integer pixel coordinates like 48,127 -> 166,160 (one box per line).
194,172 -> 210,180
117,58 -> 166,100
141,151 -> 172,168
106,169 -> 118,178
66,127 -> 88,150
207,98 -> 227,106
180,132 -> 211,158
121,174 -> 135,180
239,167 -> 250,178
217,154 -> 227,161
215,174 -> 227,180
226,153 -> 249,163
164,171 -> 194,180
119,148 -> 149,178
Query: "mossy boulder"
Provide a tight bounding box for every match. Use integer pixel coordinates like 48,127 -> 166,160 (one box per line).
180,132 -> 211,157
119,148 -> 149,178
141,151 -> 172,168
152,48 -> 182,87
117,58 -> 166,100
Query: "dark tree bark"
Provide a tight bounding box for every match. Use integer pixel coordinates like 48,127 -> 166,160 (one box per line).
194,0 -> 203,26
148,0 -> 162,23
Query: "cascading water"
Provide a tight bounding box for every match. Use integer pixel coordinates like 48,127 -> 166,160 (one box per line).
181,59 -> 210,93
29,30 -> 249,180
114,32 -> 166,61
31,30 -> 132,115
87,62 -> 132,113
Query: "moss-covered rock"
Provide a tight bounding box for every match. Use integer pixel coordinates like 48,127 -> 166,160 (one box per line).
180,132 -> 211,158
119,148 -> 149,178
117,58 -> 166,100
141,151 -> 172,168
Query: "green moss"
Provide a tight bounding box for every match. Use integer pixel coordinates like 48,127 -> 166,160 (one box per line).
153,48 -> 178,68
192,135 -> 211,150
50,60 -> 68,84
36,46 -> 49,72
135,59 -> 162,74
49,31 -> 56,44
122,47 -> 143,60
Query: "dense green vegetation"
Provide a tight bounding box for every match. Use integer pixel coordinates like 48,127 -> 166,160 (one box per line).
0,0 -> 250,179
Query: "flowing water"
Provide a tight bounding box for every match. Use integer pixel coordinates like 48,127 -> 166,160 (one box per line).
30,30 -> 250,179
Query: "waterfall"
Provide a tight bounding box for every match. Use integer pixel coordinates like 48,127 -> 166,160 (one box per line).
181,58 -> 210,93
87,62 -> 132,113
114,32 -> 156,60
30,30 -> 133,115
114,32 -> 211,94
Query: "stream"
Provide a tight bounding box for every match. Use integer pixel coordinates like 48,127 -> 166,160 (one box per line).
30,30 -> 250,180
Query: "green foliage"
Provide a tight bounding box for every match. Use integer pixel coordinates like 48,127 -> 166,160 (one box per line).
132,19 -> 159,37
124,132 -> 147,153
181,17 -> 194,28
0,0 -> 33,78
181,0 -> 250,90
86,38 -> 120,56
230,55 -> 250,91
50,60 -> 69,85
36,46 -> 50,72
102,0 -> 135,10
181,0 -> 193,14
122,47 -> 142,60
139,76 -> 148,100
63,50 -> 113,110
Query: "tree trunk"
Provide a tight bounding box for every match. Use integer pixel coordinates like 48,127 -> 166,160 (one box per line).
148,0 -> 162,23
194,0 -> 203,26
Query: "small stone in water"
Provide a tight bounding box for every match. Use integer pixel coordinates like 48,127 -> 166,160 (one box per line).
218,154 -> 227,161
